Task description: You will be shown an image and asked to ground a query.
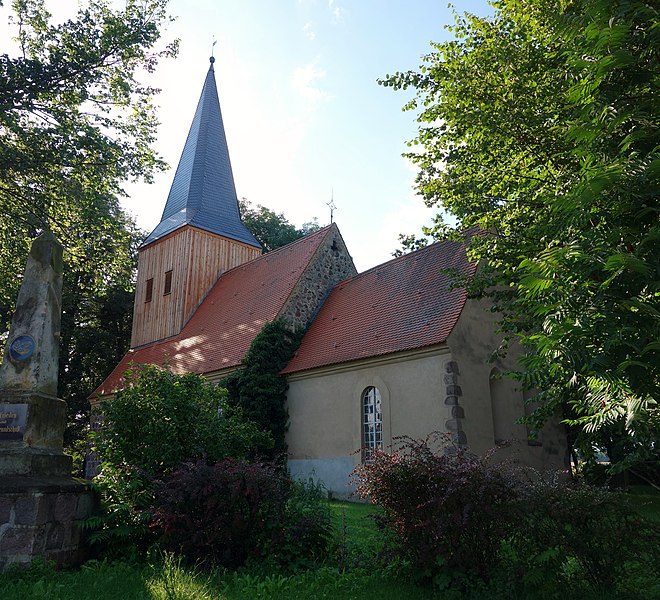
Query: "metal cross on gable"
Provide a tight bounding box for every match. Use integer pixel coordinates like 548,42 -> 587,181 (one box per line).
327,191 -> 337,224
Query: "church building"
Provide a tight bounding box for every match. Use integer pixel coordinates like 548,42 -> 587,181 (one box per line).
91,58 -> 567,497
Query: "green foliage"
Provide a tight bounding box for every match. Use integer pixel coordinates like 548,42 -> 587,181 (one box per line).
382,0 -> 659,456
223,319 -> 304,460
267,478 -> 334,572
2,494 -> 659,598
392,232 -> 430,257
0,557 -> 450,600
511,477 -> 660,592
353,434 -> 660,596
0,0 -> 179,467
153,462 -> 332,571
239,198 -> 321,252
96,365 -> 268,475
88,365 -> 269,554
352,434 -> 521,583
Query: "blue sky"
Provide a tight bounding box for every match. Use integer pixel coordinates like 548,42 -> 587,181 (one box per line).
2,0 -> 491,271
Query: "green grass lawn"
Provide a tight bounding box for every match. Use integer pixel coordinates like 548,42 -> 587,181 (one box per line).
628,485 -> 660,522
0,501 -> 444,600
0,559 -> 445,600
1,494 -> 658,600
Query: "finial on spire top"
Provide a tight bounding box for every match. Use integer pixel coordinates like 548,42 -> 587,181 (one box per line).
210,37 -> 217,64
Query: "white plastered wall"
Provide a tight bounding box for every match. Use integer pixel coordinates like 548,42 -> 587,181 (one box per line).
286,299 -> 569,499
286,348 -> 451,499
447,297 -> 569,471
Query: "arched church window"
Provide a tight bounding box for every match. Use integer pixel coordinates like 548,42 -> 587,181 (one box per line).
362,386 -> 383,461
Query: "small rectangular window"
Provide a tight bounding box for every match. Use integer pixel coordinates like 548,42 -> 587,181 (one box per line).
145,278 -> 154,303
164,270 -> 173,295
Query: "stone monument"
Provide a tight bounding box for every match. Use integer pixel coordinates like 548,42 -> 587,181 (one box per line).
0,232 -> 92,570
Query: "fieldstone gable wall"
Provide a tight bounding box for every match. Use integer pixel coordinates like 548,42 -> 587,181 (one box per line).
279,225 -> 357,331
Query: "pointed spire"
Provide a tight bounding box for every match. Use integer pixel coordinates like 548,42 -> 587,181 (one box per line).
143,58 -> 261,249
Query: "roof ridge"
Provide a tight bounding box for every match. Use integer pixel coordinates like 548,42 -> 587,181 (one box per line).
281,234 -> 475,375
223,223 -> 334,273
174,224 -> 334,334
351,235 -> 466,280
127,332 -> 182,353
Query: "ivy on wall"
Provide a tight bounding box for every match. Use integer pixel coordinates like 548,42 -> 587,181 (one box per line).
222,319 -> 304,461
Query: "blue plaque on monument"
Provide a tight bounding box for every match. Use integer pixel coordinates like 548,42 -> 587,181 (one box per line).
9,335 -> 35,362
0,404 -> 27,440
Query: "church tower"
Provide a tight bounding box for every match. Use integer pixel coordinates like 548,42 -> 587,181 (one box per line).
130,57 -> 262,348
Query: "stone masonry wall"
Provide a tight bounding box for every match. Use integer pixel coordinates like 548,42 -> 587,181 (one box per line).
443,359 -> 468,451
0,479 -> 93,570
279,224 -> 357,331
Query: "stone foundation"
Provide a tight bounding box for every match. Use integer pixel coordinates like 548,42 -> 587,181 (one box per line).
0,476 -> 93,571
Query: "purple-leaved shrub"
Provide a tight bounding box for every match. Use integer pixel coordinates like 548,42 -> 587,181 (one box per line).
352,434 -> 520,580
152,459 -> 333,570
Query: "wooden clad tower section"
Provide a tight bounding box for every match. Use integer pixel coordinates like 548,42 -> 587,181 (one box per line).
130,226 -> 260,347
130,57 -> 262,348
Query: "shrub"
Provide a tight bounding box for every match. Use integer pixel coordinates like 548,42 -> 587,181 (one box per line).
353,433 -> 660,595
265,478 -> 334,571
95,365 -> 271,475
512,477 -> 660,591
88,366 -> 271,554
352,434 -> 520,582
153,459 -> 288,567
152,461 -> 334,570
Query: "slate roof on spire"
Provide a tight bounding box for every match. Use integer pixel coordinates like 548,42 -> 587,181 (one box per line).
142,58 -> 261,248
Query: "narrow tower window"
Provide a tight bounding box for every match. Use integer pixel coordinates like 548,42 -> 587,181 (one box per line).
145,278 -> 154,303
164,270 -> 173,295
362,386 -> 383,462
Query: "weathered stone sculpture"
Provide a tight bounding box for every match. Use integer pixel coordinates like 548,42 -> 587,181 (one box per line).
0,232 -> 91,570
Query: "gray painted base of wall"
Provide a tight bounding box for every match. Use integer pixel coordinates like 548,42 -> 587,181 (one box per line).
288,458 -> 356,500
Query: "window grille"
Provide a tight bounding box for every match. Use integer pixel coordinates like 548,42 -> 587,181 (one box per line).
362,386 -> 383,461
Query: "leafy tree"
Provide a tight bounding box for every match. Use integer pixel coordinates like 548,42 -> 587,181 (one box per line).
383,0 -> 658,459
0,0 -> 177,467
393,232 -> 429,257
239,198 -> 321,252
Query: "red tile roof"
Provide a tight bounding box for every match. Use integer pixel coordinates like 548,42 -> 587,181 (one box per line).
91,226 -> 335,398
282,239 -> 475,374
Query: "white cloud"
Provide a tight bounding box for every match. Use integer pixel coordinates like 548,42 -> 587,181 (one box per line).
292,62 -> 328,105
327,0 -> 346,23
303,22 -> 315,40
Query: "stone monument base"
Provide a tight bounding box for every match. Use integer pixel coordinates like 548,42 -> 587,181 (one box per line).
0,476 -> 93,571
0,450 -> 72,477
